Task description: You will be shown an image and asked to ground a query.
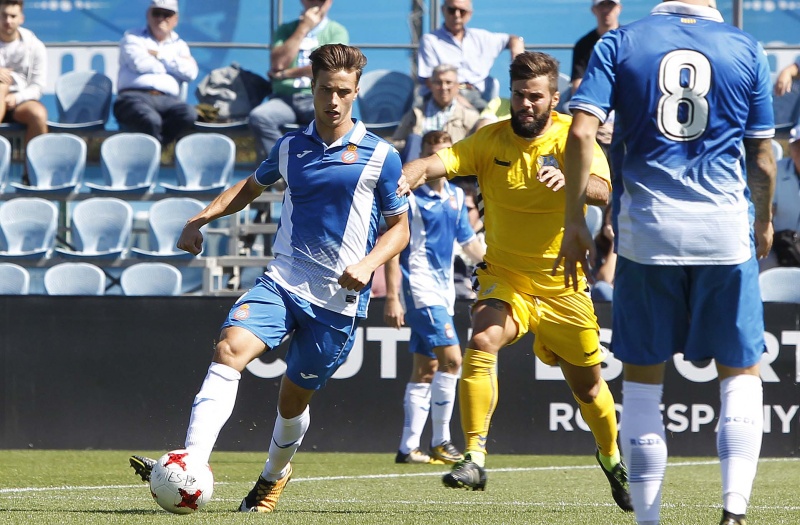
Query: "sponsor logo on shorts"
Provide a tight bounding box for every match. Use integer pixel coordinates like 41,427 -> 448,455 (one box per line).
445,323 -> 455,339
233,304 -> 250,320
584,348 -> 599,358
300,372 -> 319,379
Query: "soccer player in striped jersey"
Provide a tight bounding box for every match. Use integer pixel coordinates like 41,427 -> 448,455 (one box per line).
559,2 -> 776,524
129,44 -> 410,513
385,130 -> 485,465
402,51 -> 632,512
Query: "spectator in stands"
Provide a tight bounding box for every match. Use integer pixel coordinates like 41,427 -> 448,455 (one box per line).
417,0 -> 524,111
248,0 -> 348,159
763,124 -> 800,269
0,0 -> 47,154
392,64 -> 480,162
590,204 -> 615,301
570,0 -> 621,149
129,44 -> 410,514
114,0 -> 198,145
385,130 -> 484,465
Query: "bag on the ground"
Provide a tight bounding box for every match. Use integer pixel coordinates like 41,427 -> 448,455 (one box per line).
195,62 -> 271,121
773,229 -> 800,267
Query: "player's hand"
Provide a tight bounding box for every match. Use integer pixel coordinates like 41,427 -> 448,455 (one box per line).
383,296 -> 405,328
396,174 -> 411,196
754,219 -> 774,260
177,223 -> 204,255
774,70 -> 794,97
537,165 -> 565,192
553,221 -> 596,291
338,262 -> 372,291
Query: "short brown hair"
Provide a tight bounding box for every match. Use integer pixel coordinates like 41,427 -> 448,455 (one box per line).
310,44 -> 368,83
509,51 -> 560,94
421,130 -> 453,149
0,0 -> 24,7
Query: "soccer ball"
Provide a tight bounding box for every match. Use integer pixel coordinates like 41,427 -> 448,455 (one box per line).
149,450 -> 214,514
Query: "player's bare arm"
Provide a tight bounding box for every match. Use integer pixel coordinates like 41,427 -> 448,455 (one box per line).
744,136 -> 777,259
177,175 -> 266,255
401,153 -> 449,192
339,211 -> 410,291
382,253 -> 405,329
554,110 -> 602,290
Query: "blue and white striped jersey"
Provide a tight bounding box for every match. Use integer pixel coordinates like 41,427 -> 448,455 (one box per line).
569,2 -> 775,265
401,182 -> 475,315
254,120 -> 408,318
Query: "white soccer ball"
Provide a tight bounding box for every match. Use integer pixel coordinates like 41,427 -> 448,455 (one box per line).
149,449 -> 214,514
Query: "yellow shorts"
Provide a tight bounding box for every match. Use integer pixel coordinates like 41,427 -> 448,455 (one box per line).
474,264 -> 604,367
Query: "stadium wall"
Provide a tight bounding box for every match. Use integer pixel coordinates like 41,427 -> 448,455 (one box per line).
0,297 -> 798,456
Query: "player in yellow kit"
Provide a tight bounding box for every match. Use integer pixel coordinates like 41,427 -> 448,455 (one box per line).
401,51 -> 632,512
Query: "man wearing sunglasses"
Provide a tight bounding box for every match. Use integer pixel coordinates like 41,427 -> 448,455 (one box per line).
417,0 -> 524,111
114,0 -> 198,145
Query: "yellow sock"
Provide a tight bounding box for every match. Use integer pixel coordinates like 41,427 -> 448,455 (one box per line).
460,348 -> 498,467
573,378 -> 619,459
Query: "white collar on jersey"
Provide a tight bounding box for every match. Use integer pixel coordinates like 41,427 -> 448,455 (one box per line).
304,119 -> 367,149
651,2 -> 723,23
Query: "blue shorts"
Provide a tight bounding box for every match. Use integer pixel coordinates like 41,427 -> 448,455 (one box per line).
612,256 -> 765,368
404,305 -> 460,359
222,275 -> 359,390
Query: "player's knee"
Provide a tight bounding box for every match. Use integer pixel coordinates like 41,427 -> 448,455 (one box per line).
469,331 -> 502,354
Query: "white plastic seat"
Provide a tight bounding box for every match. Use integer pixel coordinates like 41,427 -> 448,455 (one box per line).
0,197 -> 59,260
121,262 -> 182,296
0,262 -> 30,294
160,133 -> 235,195
131,198 -> 206,259
10,133 -> 87,196
84,133 -> 161,194
46,70 -> 113,132
56,198 -> 133,260
759,267 -> 800,303
357,70 -> 415,134
44,262 -> 106,295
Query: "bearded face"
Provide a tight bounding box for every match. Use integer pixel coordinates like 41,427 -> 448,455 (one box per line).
510,103 -> 552,139
509,76 -> 558,139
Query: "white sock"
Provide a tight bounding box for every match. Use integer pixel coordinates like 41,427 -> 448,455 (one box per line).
399,382 -> 431,453
262,406 -> 310,481
718,375 -> 763,516
430,371 -> 458,447
620,381 -> 667,525
184,362 -> 241,465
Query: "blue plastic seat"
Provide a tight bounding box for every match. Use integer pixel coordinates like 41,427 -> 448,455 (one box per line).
759,267 -> 800,303
771,139 -> 783,162
10,133 -> 87,196
0,135 -> 11,192
44,262 -> 106,295
131,197 -> 206,259
47,71 -> 113,132
56,197 -> 133,260
357,70 -> 415,134
482,75 -> 500,102
121,262 -> 182,296
0,262 -> 30,294
0,197 -> 59,260
586,205 -> 604,239
161,133 -> 235,194
84,133 -> 161,194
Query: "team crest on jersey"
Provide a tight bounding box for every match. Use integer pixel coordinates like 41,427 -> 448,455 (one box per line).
341,144 -> 358,164
444,323 -> 455,339
538,155 -> 559,168
233,303 -> 250,320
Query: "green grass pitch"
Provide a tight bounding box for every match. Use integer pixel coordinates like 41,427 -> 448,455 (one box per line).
0,451 -> 798,524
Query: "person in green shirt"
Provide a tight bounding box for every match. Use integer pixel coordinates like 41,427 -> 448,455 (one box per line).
248,0 -> 349,159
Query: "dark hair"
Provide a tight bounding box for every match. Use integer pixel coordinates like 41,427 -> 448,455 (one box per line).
310,44 -> 368,83
421,130 -> 453,148
0,0 -> 24,7
509,51 -> 560,94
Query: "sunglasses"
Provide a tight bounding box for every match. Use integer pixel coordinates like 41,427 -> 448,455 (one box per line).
445,6 -> 470,16
150,8 -> 176,18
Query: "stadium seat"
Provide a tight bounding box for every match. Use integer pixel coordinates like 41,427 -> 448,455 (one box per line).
356,69 -> 415,135
0,135 -> 11,192
194,118 -> 249,132
482,75 -> 500,103
586,204 -> 604,238
759,267 -> 800,303
10,133 -> 86,196
0,197 -> 59,260
772,139 -> 784,162
47,70 -> 113,132
121,262 -> 182,296
161,133 -> 235,194
84,133 -> 161,195
0,262 -> 30,294
44,262 -> 106,295
131,197 -> 206,259
56,197 -> 133,260
555,72 -> 572,114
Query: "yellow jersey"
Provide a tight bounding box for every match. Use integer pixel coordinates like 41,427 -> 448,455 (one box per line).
436,111 -> 611,296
